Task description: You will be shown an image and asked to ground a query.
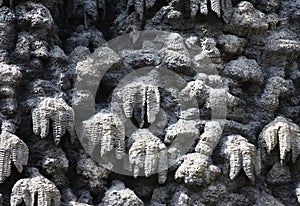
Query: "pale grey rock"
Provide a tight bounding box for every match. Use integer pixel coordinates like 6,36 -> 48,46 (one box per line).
0,121 -> 28,183
217,34 -> 247,56
72,89 -> 95,128
0,63 -> 22,88
195,38 -> 221,67
32,97 -> 76,144
224,1 -> 269,37
69,202 -> 91,206
170,190 -> 190,206
195,121 -> 222,156
179,108 -> 200,120
0,0 -> 299,204
164,119 -> 199,169
121,82 -> 160,127
165,119 -> 199,144
10,168 -> 61,206
74,47 -> 120,93
181,73 -> 238,118
222,134 -> 260,181
222,56 -> 264,84
82,111 -> 125,160
70,46 -> 91,62
128,129 -> 168,184
189,0 -> 220,18
259,116 -> 300,164
159,33 -> 191,69
175,153 -> 221,186
183,0 -> 234,22
101,181 -> 144,206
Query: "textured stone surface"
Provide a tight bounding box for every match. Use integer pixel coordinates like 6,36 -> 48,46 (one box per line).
0,0 -> 298,205
217,34 -> 247,56
101,181 -> 143,206
224,1 -> 269,37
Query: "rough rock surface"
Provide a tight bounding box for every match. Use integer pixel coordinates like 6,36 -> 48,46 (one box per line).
101,181 -> 143,206
223,1 -> 269,37
0,0 -> 299,205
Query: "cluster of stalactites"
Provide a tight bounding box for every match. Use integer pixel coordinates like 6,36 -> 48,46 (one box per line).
82,112 -> 125,160
223,134 -> 260,182
259,116 -> 300,165
32,97 -> 76,145
10,168 -> 61,206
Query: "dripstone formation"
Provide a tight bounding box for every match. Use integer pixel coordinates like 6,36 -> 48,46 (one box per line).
0,0 -> 299,205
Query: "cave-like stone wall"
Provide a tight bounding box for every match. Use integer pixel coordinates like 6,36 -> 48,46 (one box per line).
0,0 -> 299,205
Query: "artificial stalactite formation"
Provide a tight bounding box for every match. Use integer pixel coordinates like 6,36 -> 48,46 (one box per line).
223,134 -> 260,182
259,116 -> 300,165
0,0 -> 297,203
127,0 -> 233,21
10,168 -> 61,206
122,82 -> 160,127
129,129 -> 168,184
190,0 -> 220,18
32,97 -> 76,145
0,122 -> 28,183
82,112 -> 126,160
